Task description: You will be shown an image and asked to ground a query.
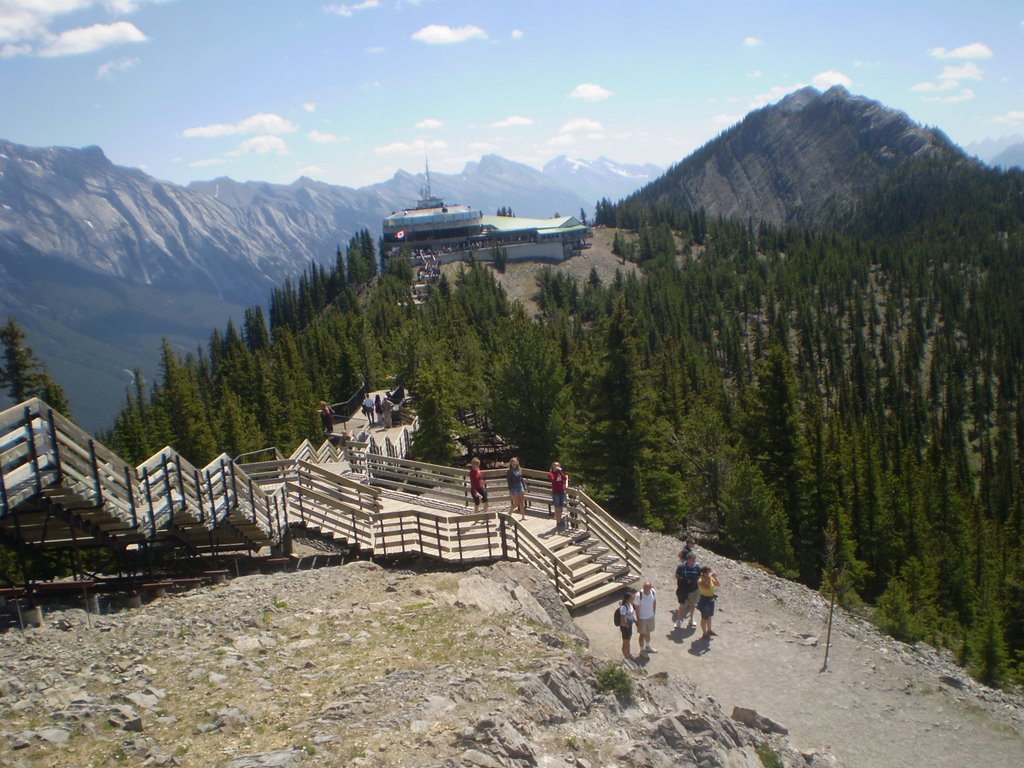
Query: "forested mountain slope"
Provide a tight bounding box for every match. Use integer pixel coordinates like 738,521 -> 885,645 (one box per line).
95,142 -> 1024,688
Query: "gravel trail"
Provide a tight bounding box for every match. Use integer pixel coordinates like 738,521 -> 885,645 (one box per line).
572,528 -> 1024,768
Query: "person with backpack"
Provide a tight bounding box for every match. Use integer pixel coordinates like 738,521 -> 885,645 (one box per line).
615,589 -> 637,659
675,549 -> 701,630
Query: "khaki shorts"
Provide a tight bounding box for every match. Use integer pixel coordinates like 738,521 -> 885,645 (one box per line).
683,590 -> 699,611
636,617 -> 656,634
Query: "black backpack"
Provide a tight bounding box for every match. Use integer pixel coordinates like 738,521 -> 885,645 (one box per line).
612,606 -> 622,627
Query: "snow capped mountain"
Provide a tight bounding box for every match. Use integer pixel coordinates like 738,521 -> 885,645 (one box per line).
542,156 -> 663,206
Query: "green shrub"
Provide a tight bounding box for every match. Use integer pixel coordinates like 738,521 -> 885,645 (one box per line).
756,743 -> 783,768
595,664 -> 633,704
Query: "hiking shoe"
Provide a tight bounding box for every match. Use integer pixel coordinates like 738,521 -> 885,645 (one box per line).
646,646 -> 657,653
675,621 -> 683,630
687,623 -> 696,630
707,630 -> 717,637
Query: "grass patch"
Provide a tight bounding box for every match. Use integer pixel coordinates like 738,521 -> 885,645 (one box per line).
756,743 -> 784,768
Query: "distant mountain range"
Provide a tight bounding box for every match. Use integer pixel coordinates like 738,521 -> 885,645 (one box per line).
0,85 -> 1003,430
541,156 -> 663,205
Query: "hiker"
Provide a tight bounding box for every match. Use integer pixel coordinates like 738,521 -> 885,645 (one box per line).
676,549 -> 701,630
548,461 -> 568,531
381,396 -> 395,428
634,580 -> 658,654
697,566 -> 720,640
618,590 -> 637,659
506,457 -> 526,519
470,457 -> 488,513
319,400 -> 336,437
362,394 -> 375,425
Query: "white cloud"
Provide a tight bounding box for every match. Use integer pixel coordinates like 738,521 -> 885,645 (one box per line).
411,24 -> 486,45
547,134 -> 575,147
366,45 -> 384,54
96,55 -> 138,78
189,157 -> 226,168
373,139 -> 448,157
713,113 -> 743,127
296,165 -> 326,177
510,29 -> 523,40
910,79 -> 959,93
38,20 -> 146,57
811,70 -> 852,89
324,0 -> 381,17
993,110 -> 1024,125
747,69 -> 762,78
922,89 -> 975,104
569,83 -> 612,102
491,115 -> 533,128
938,61 -> 983,80
228,136 -> 290,156
743,36 -> 763,47
303,102 -> 317,113
184,113 -> 298,139
469,141 -> 500,153
929,42 -> 992,59
415,118 -> 443,129
560,118 -> 602,133
306,130 -> 349,143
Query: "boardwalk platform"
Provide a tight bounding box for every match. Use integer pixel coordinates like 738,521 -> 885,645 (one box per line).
2,397 -> 640,611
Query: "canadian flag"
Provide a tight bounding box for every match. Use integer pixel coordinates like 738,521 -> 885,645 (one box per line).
395,230 -> 406,240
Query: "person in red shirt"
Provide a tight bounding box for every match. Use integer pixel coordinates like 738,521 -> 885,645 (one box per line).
548,461 -> 568,531
469,457 -> 488,513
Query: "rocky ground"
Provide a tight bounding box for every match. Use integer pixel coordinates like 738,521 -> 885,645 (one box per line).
1,556 -> 831,768
441,227 -> 639,315
575,528 -> 1024,768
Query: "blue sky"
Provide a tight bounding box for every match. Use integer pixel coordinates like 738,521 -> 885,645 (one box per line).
1,0 -> 1022,188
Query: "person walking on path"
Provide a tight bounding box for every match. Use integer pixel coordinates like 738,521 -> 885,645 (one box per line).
374,394 -> 383,427
618,590 -> 638,660
506,457 -> 526,519
319,401 -> 336,437
381,396 -> 394,428
676,549 -> 701,630
634,581 -> 658,655
470,457 -> 489,513
697,566 -> 720,640
548,461 -> 568,531
362,394 -> 375,426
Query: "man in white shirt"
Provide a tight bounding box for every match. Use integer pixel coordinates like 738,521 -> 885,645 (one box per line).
634,580 -> 658,654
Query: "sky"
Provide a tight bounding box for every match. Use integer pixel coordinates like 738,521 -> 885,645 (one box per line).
1,0 -> 1023,189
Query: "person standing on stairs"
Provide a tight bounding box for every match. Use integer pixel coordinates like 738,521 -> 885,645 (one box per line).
548,461 -> 568,532
470,457 -> 489,513
506,457 -> 526,519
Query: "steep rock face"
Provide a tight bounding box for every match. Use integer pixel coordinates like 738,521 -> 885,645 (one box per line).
636,86 -> 966,228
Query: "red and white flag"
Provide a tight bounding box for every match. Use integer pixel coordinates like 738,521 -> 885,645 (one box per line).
395,230 -> 406,240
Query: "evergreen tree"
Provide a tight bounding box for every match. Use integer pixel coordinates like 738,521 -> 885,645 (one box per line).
0,317 -> 71,413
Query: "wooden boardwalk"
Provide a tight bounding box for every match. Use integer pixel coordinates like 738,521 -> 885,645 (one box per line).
1,397 -> 641,610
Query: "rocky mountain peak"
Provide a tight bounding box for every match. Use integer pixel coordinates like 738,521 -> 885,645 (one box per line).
631,86 -> 966,228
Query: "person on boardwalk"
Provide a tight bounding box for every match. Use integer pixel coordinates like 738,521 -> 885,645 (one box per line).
634,580 -> 658,654
469,457 -> 489,513
697,565 -> 720,640
676,549 -> 701,630
548,461 -> 568,531
374,394 -> 383,427
362,393 -> 375,426
381,396 -> 395,428
618,589 -> 637,659
506,457 -> 526,520
319,401 -> 336,437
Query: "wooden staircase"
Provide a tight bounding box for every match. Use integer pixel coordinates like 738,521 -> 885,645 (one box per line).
1,398 -> 641,610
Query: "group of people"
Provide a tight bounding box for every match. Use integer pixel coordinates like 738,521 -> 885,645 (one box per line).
468,457 -> 575,533
616,537 -> 721,660
361,392 -> 397,429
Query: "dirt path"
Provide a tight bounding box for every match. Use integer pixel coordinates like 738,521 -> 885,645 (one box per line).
572,529 -> 1024,768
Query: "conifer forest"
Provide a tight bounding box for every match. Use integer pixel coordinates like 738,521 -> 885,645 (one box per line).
10,157 -> 1023,688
